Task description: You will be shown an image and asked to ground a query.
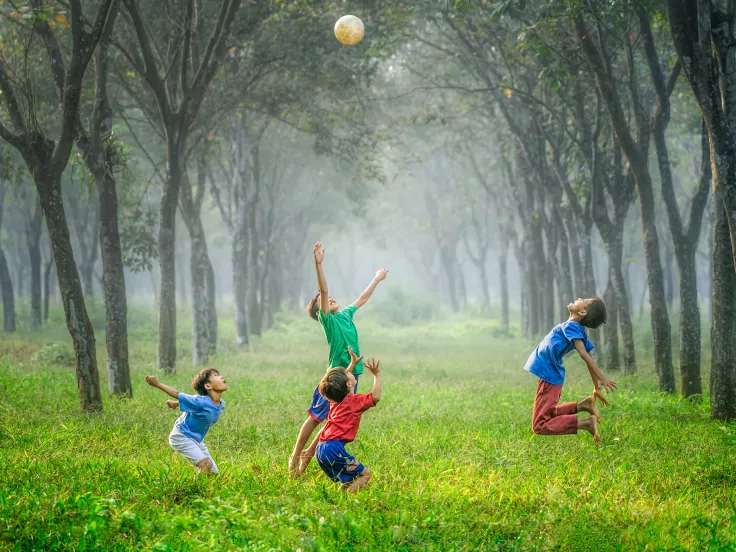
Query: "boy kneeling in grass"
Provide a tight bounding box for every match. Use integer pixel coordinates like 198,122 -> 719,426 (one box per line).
315,347 -> 381,493
145,368 -> 227,474
524,297 -> 617,445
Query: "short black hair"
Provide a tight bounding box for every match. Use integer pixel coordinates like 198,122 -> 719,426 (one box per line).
306,293 -> 321,321
581,297 -> 606,329
319,368 -> 350,403
192,368 -> 219,395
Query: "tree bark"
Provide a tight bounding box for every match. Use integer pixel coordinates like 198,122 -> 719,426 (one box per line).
603,270 -> 620,371
710,193 -> 736,419
25,198 -> 43,328
0,247 -> 14,332
37,168 -> 102,412
43,253 -> 54,324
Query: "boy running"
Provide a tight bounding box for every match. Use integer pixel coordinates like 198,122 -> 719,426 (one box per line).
524,297 -> 617,445
145,368 -> 227,474
315,347 -> 381,493
289,241 -> 387,477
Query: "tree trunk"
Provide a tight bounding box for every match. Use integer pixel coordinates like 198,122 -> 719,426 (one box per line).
479,262 -> 490,315
43,255 -> 54,324
663,238 -> 674,307
603,270 -> 620,371
0,247 -> 15,332
710,195 -> 736,420
157,158 -> 181,374
499,245 -> 509,332
205,256 -> 217,356
26,202 -> 43,329
98,172 -> 131,397
678,251 -> 702,396
37,170 -> 102,412
189,229 -> 209,365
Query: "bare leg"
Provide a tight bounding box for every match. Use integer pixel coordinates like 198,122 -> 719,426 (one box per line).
577,395 -> 601,422
578,416 -> 600,445
289,417 -> 321,477
342,468 -> 371,494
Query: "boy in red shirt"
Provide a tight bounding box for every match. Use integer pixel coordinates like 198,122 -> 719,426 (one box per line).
315,347 -> 381,493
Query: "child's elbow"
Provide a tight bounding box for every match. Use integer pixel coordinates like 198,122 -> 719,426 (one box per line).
372,396 -> 381,405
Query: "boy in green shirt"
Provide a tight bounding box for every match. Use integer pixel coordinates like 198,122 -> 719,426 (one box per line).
289,241 -> 388,477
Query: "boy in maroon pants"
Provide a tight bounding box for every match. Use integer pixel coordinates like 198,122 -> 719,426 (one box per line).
524,297 -> 617,445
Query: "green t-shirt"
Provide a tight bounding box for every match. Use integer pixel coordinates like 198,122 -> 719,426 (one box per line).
318,304 -> 364,375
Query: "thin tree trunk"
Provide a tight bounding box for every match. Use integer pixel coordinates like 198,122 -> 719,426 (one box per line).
0,247 -> 14,332
205,256 -> 217,356
499,244 -> 509,332
26,201 -> 43,329
603,269 -> 620,370
710,194 -> 736,419
43,254 -> 54,324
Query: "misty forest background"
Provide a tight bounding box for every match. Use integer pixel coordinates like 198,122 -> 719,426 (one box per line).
1,0 -> 736,550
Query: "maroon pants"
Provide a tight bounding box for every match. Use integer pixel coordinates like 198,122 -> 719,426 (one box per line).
532,380 -> 578,435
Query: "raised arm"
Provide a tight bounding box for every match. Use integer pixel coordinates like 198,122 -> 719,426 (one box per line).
364,358 -> 382,403
352,269 -> 388,310
573,341 -> 617,400
346,346 -> 364,373
145,375 -> 180,399
314,242 -> 330,315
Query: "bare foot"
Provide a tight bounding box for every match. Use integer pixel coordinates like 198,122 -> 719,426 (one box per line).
578,395 -> 601,422
578,416 -> 600,445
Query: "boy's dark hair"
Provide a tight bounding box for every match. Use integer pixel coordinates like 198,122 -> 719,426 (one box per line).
192,368 -> 219,396
319,368 -> 350,403
306,293 -> 321,321
581,297 -> 607,329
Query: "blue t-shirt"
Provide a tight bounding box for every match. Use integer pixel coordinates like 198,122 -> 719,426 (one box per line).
173,393 -> 225,442
523,321 -> 594,385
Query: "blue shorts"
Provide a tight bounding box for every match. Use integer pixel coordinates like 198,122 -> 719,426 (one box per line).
315,440 -> 365,483
307,375 -> 359,422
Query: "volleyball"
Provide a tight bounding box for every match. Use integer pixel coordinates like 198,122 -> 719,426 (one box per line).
334,15 -> 365,46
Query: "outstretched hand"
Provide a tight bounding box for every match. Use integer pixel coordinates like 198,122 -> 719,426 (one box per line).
346,346 -> 364,372
598,377 -> 618,393
364,358 -> 380,376
314,242 -> 325,264
375,269 -> 388,281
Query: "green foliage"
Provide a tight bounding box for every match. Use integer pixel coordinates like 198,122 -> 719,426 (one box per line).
30,342 -> 75,367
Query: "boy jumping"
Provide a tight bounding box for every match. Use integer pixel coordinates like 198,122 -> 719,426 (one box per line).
524,297 -> 617,445
315,347 -> 381,493
288,241 -> 387,477
145,368 -> 227,474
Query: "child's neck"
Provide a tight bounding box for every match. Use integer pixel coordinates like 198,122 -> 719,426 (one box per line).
207,391 -> 223,405
567,312 -> 583,323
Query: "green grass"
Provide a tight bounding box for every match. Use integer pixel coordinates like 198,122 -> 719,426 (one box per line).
1,305 -> 735,551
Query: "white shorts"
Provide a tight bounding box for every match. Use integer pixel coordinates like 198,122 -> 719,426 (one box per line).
169,429 -> 219,473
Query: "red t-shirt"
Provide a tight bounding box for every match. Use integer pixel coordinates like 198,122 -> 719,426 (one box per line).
319,393 -> 375,443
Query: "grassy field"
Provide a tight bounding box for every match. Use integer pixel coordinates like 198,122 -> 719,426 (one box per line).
1,303 -> 735,551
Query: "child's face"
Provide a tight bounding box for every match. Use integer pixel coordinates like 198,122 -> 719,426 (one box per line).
206,373 -> 228,393
567,298 -> 588,317
328,297 -> 339,313
345,371 -> 356,394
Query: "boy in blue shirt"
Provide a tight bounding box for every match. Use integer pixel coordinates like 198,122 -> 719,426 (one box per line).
288,241 -> 387,477
524,297 -> 617,445
145,368 -> 227,474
